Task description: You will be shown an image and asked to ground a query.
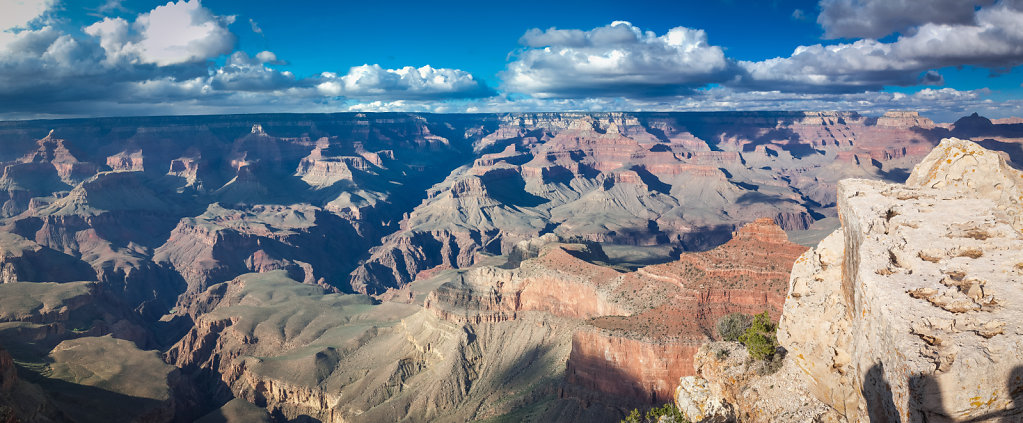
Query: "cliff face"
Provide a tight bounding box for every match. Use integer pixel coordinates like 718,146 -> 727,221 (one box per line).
785,138 -> 1023,421
566,219 -> 804,405
680,138 -> 1023,422
566,328 -> 700,405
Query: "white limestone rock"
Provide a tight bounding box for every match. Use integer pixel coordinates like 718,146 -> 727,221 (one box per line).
779,138 -> 1023,421
675,375 -> 734,423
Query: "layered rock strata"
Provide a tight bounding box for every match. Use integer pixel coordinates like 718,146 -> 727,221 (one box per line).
423,218 -> 805,408
352,111 -> 948,293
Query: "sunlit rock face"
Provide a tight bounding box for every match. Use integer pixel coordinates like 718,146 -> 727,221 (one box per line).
819,138 -> 1023,422
681,138 -> 1023,422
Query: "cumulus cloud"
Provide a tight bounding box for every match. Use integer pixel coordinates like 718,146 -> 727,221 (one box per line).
0,0 -> 493,117
738,2 -> 1023,92
85,0 -> 236,66
0,0 -> 56,47
0,0 -> 54,31
2,0 -> 1019,119
209,51 -> 295,92
818,0 -> 997,39
0,0 -> 236,112
501,21 -> 734,98
315,64 -> 493,100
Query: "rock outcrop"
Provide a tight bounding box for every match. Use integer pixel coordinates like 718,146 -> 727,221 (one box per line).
791,138 -> 1023,421
167,271 -> 604,423
566,218 -> 805,406
167,217 -> 806,422
154,203 -> 364,295
680,138 -> 1023,422
676,341 -> 844,423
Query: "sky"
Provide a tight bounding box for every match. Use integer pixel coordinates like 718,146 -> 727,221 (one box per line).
0,0 -> 1021,121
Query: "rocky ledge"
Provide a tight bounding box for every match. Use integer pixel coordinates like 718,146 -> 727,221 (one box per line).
678,138 -> 1023,422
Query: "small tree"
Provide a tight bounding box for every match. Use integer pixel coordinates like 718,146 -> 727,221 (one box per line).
739,311 -> 778,361
620,403 -> 688,423
716,312 -> 752,342
646,403 -> 686,422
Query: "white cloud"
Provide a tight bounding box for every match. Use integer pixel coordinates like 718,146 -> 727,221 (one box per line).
0,0 -> 56,47
0,0 -> 491,117
0,0 -> 1019,120
85,0 -> 235,66
501,21 -> 734,98
209,51 -> 295,92
739,2 -> 1023,92
315,64 -> 493,99
96,0 -> 126,15
817,0 -> 997,39
249,18 -> 263,35
0,0 -> 54,30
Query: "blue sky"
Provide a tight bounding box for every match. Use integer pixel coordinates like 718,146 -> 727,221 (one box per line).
0,0 -> 1021,120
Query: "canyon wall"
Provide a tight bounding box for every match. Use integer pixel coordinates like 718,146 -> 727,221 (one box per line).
353,111 -> 952,293
0,112 -> 1018,421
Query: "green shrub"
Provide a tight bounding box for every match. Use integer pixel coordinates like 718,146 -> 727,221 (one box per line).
738,311 -> 778,361
715,312 -> 752,342
621,403 -> 688,423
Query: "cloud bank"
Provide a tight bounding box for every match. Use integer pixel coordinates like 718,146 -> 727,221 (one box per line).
742,1 -> 1023,92
817,0 -> 997,39
502,21 -> 733,98
0,0 -> 1020,119
0,0 -> 492,117
316,64 -> 493,100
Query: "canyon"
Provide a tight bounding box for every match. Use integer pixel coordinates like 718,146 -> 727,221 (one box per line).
0,111 -> 1019,421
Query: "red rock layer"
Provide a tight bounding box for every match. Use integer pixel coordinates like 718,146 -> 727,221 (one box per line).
566,218 -> 807,405
423,219 -> 807,407
566,328 -> 700,404
424,246 -> 627,324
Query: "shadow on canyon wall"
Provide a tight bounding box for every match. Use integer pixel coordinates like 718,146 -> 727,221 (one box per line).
863,364 -> 1023,423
